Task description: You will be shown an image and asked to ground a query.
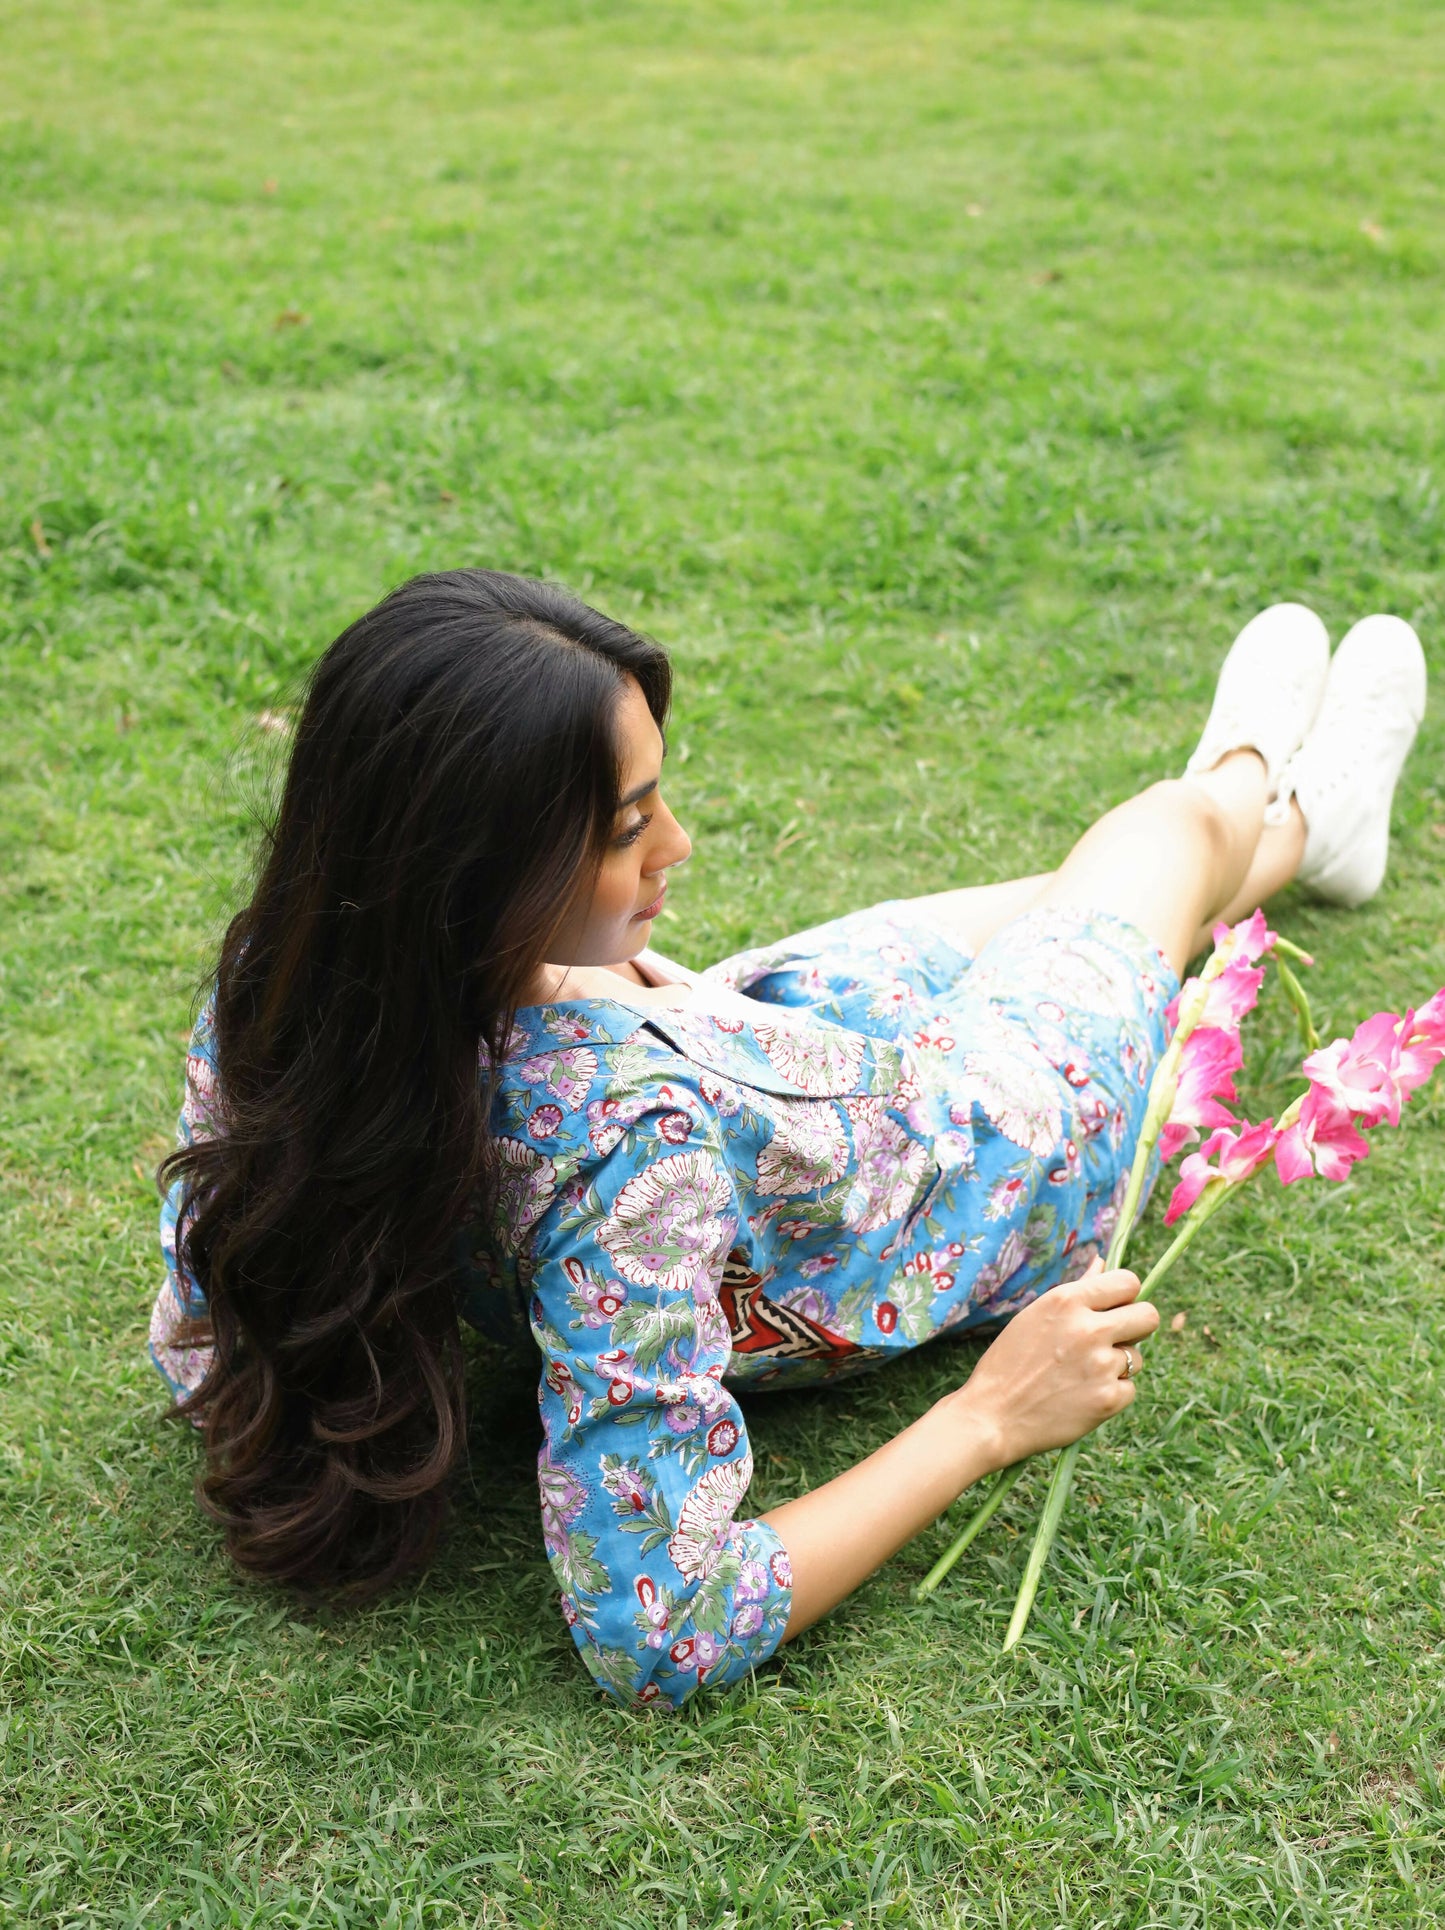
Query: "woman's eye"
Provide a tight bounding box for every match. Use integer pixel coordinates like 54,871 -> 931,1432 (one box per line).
614,815 -> 651,848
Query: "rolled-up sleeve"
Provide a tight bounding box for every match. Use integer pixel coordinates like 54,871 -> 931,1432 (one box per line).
525,1107 -> 793,1709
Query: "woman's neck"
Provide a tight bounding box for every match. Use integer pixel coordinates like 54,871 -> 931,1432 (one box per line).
524,957 -> 690,1008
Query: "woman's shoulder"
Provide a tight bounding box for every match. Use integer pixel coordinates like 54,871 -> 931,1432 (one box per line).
492,1000 -> 703,1165
486,1001 -> 730,1260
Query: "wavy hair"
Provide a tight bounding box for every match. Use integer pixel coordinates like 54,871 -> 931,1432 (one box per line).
160,569 -> 671,1595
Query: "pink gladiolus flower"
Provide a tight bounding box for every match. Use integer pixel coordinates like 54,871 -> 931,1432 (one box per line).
1276,992 -> 1445,1184
1164,1118 -> 1279,1224
1211,907 -> 1278,966
1166,911 -> 1276,1035
1197,957 -> 1267,1033
1400,992 -> 1445,1096
1275,1086 -> 1370,1186
1158,1025 -> 1242,1161
1410,987 -> 1445,1041
1302,1012 -> 1404,1129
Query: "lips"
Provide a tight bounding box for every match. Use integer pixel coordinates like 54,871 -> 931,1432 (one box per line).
633,887 -> 666,922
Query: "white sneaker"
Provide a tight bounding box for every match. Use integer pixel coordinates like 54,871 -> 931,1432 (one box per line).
1276,615 -> 1427,909
1184,603 -> 1331,808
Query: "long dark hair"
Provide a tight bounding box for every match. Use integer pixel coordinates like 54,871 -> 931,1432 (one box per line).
160,569 -> 671,1596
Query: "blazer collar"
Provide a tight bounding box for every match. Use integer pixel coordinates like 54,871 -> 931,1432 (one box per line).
509,987 -> 899,1099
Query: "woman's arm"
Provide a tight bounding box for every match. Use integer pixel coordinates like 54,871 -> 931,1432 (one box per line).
762,1261 -> 1157,1637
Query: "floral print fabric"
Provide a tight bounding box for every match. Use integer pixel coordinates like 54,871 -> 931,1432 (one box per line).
151,902 -> 1177,1712
472,902 -> 1176,1708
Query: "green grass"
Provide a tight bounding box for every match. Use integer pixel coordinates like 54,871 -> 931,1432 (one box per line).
3,0 -> 1444,1921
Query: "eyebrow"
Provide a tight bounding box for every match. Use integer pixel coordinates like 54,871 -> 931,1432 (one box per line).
618,777 -> 659,808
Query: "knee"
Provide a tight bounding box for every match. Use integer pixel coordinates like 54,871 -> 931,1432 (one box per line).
1138,779 -> 1238,872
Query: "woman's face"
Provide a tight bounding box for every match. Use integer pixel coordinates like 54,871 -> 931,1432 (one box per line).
549,675 -> 691,966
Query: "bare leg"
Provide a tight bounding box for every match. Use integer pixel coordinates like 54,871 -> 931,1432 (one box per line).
898,765 -> 1307,973
1196,801 -> 1306,948
1031,751 -> 1276,978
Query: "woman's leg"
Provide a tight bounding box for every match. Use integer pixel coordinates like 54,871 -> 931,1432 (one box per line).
1033,750 -> 1297,977
1192,802 -> 1307,952
899,758 -> 1307,972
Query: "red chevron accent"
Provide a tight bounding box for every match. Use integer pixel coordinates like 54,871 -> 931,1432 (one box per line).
719,1251 -> 859,1362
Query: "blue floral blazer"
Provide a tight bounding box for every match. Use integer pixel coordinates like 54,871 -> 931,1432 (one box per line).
153,906 -> 1174,1712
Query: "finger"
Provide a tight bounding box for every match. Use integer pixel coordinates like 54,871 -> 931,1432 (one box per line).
1098,1300 -> 1160,1345
1089,1364 -> 1135,1420
1078,1267 -> 1142,1311
1093,1335 -> 1138,1371
1061,1255 -> 1105,1292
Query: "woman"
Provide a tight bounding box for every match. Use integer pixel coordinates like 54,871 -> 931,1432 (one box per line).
152,569 -> 1426,1707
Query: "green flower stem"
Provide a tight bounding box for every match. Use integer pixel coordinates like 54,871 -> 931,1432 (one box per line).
995,1116 -> 1162,1647
1103,1140 -> 1152,1273
1105,1037 -> 1183,1272
1002,1441 -> 1081,1650
917,1098 -> 1166,1603
1274,955 -> 1320,1052
1273,936 -> 1316,967
1135,1184 -> 1231,1296
915,1459 -> 1027,1599
931,1099 -> 1164,1604
997,926 -> 1304,1648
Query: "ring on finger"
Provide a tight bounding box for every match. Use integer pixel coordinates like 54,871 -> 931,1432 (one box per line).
1119,1344 -> 1140,1380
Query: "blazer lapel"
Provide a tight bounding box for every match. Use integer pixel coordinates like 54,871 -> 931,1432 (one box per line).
512,987 -> 901,1100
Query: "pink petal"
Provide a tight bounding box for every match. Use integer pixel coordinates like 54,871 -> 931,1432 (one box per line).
1273,1123 -> 1314,1186
1193,1126 -> 1237,1165
1400,1000 -> 1445,1095
1313,1126 -> 1370,1182
1409,987 -> 1445,1046
1171,1027 -> 1243,1125
1199,958 -> 1266,1029
1218,1115 -> 1279,1181
1276,1088 -> 1372,1185
1305,1088 -> 1371,1174
1302,1023 -> 1401,1129
1351,1010 -> 1406,1065
1164,1158 -> 1213,1225
1162,1181 -> 1194,1225
1399,1040 -> 1444,1096
1184,1025 -> 1244,1080
1211,908 -> 1278,966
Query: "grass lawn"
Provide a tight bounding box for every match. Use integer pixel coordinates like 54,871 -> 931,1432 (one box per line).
3,0 -> 1445,1921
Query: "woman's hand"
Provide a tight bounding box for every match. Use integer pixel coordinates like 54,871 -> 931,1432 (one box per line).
947,1259 -> 1159,1468
761,1261 -> 1157,1640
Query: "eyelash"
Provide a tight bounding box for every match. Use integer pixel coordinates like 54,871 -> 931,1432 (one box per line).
614,813 -> 652,849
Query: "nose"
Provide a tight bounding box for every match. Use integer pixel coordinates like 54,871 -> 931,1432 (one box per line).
651,801 -> 691,874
